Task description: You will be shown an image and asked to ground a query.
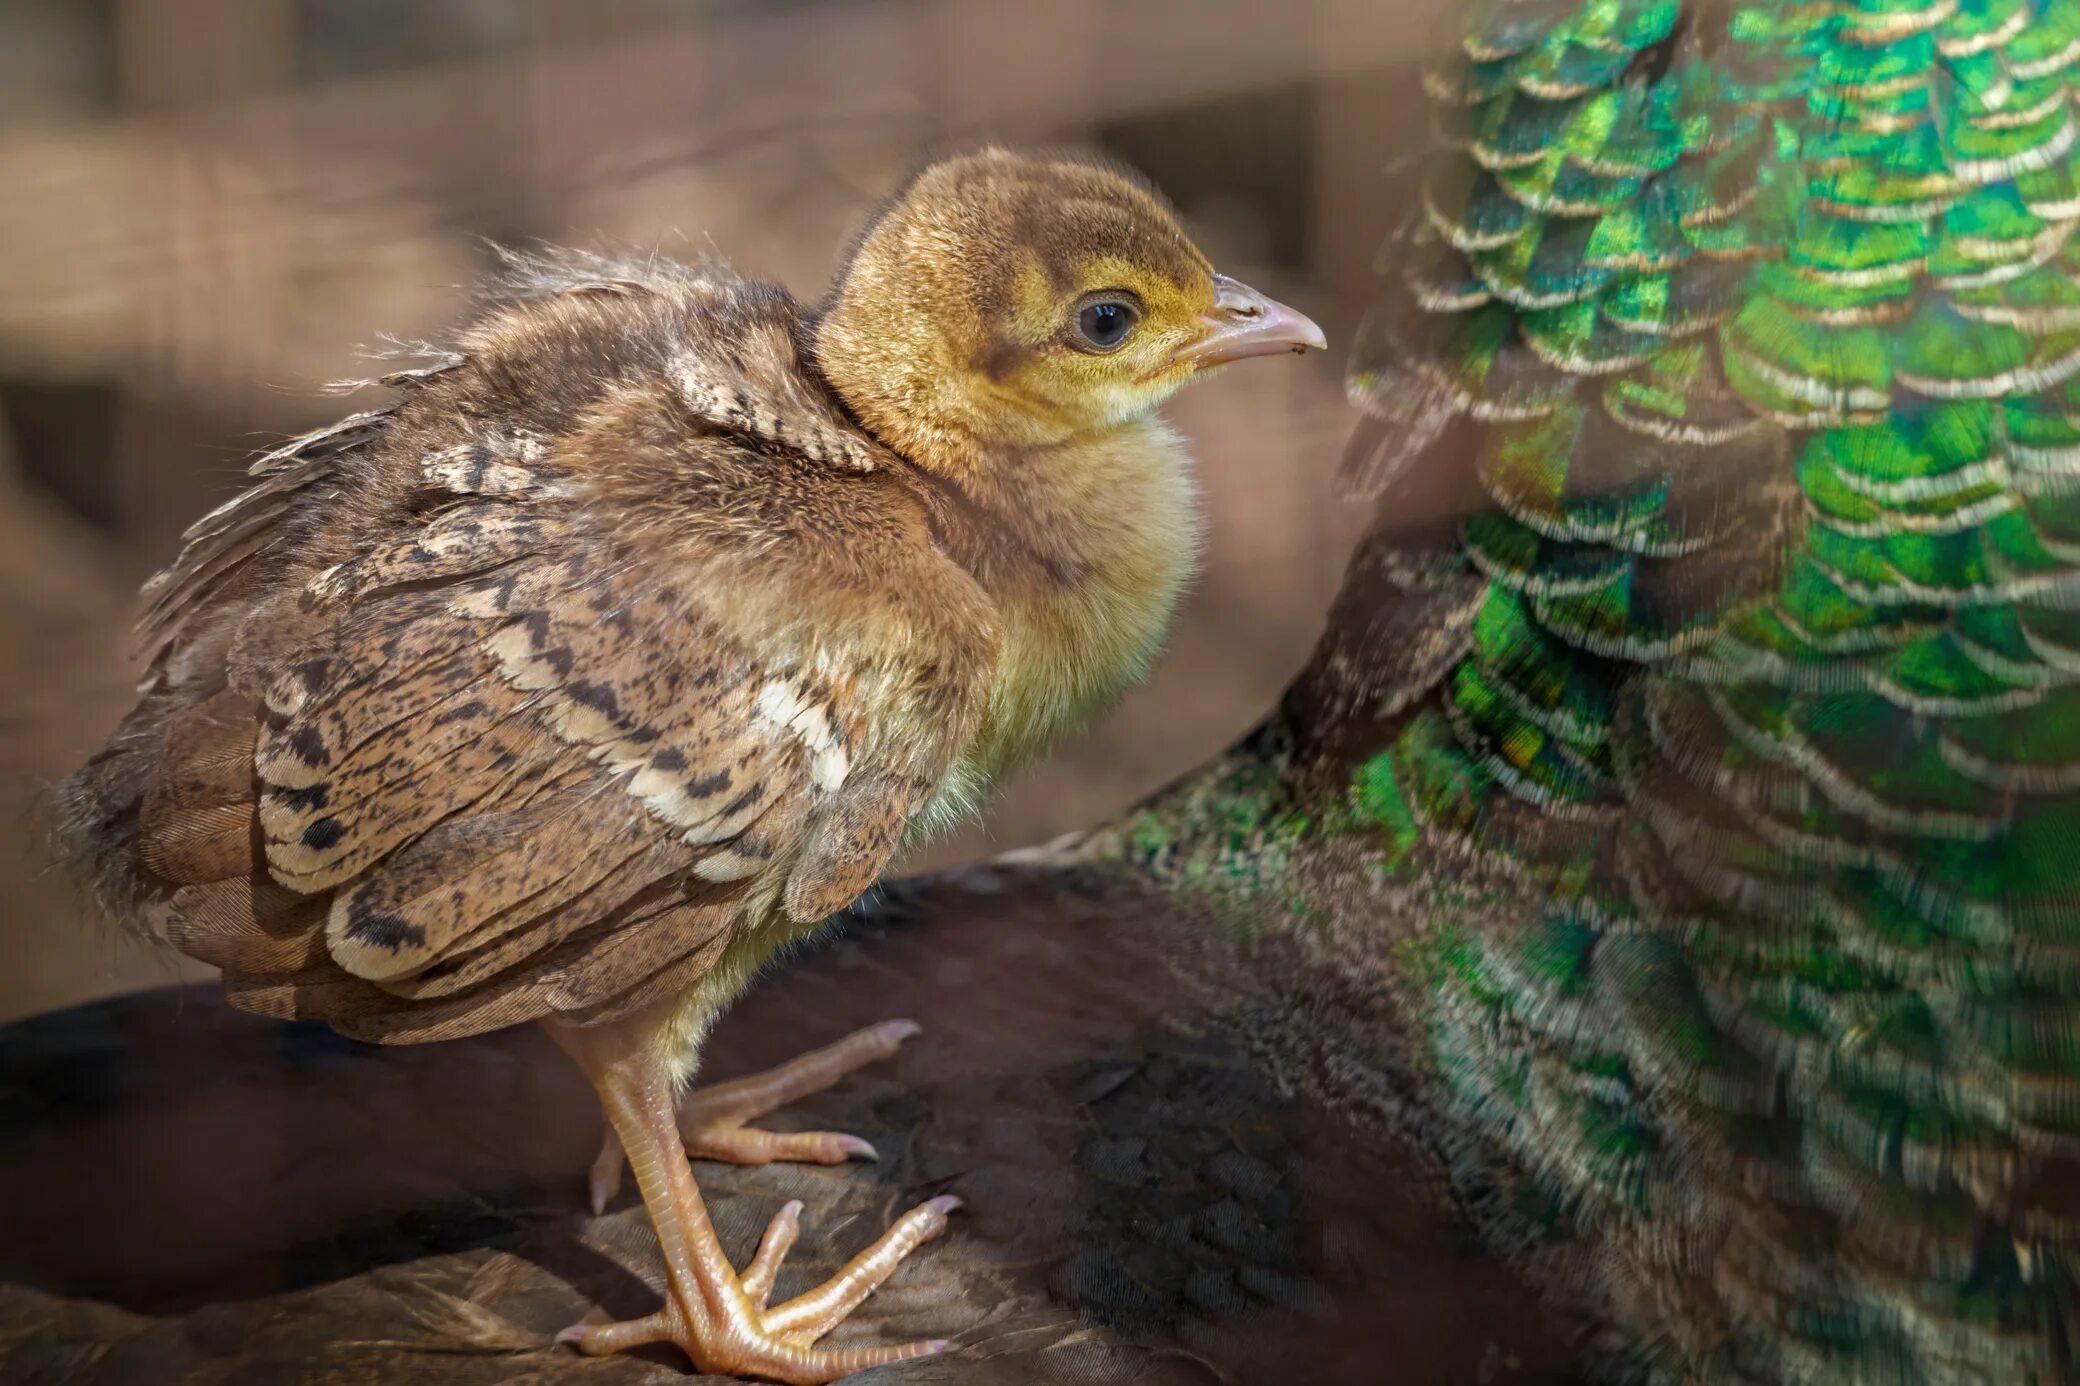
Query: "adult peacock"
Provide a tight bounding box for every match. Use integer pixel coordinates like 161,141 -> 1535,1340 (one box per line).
1297,1 -> 2080,1379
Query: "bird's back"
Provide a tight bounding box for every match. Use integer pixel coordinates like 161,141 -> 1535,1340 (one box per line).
57,251 -> 996,1046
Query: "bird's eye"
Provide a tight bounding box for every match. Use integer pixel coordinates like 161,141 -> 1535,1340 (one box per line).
1076,299 -> 1139,351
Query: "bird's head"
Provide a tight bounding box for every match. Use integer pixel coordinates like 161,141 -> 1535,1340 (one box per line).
814,148 -> 1325,472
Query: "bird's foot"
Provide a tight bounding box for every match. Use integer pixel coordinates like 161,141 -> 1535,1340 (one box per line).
588,1019 -> 919,1214
558,1192 -> 960,1382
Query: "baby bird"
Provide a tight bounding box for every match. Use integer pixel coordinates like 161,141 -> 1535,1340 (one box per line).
55,148 -> 1323,1382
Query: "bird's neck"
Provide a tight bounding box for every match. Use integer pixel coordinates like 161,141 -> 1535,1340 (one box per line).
931,417 -> 1204,793
810,304 -> 1200,782
924,418 -> 1192,589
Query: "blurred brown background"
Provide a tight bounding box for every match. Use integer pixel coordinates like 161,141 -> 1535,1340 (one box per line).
0,0 -> 1431,1023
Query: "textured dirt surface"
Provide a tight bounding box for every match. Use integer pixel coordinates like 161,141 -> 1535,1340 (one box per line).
0,873 -> 1585,1385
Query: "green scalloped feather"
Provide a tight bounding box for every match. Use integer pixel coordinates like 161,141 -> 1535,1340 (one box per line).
1340,2 -> 2080,1376
1947,684 -> 2080,780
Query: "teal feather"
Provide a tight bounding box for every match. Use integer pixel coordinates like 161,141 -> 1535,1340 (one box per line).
1343,0 -> 2080,1379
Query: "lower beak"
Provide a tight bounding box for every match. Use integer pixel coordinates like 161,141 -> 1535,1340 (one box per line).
1175,274 -> 1328,371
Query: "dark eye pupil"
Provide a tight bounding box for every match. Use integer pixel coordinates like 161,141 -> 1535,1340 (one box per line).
1080,302 -> 1131,348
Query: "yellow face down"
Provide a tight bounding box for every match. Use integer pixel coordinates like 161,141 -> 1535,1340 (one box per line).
814,147 -> 1326,471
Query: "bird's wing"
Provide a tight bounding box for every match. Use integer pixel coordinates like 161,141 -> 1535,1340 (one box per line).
77,261 -> 992,1046
1342,1 -> 2080,1378
134,397 -> 436,684
145,428 -> 976,1045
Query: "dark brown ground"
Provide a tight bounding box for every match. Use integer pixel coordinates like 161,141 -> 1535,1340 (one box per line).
0,869 -> 1586,1385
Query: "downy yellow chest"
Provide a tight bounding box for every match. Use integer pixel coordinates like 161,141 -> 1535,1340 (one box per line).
944,415 -> 1201,814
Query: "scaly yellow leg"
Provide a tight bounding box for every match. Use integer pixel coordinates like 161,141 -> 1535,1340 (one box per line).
549,1011 -> 954,1383
586,1018 -> 919,1215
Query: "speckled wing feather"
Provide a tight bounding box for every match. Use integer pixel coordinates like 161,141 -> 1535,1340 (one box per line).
58,254 -> 992,1046
134,408 -> 410,681
1342,2 -> 2080,1381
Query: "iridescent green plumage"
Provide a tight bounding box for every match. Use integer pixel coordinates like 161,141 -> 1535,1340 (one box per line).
1342,1 -> 2080,1380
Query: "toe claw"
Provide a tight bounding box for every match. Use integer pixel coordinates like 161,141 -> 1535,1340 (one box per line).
588,1163 -> 622,1217
744,1199 -> 806,1308
588,1126 -> 628,1215
556,1309 -> 676,1356
836,1134 -> 879,1162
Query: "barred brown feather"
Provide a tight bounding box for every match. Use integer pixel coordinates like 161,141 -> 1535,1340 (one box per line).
55,251 -> 999,1040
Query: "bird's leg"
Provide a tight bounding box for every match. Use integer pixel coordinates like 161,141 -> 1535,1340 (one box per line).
548,1010 -> 955,1383
587,1018 -> 918,1215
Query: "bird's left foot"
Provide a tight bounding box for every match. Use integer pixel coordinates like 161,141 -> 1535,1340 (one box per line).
587,1019 -> 919,1214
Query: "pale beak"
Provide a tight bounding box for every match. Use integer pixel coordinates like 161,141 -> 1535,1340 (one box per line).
1175,274 -> 1328,371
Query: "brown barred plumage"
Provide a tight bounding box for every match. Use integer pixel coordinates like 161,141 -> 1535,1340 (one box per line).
52,148 -> 1323,1381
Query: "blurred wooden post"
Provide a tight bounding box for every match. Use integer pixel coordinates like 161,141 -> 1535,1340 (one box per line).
111,0 -> 297,553
114,0 -> 294,114
928,0 -> 1103,139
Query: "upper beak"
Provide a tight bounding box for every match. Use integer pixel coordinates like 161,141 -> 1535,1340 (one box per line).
1175,274 -> 1328,371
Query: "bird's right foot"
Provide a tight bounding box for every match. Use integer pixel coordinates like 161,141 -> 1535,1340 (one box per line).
558,1191 -> 960,1382
553,1011 -> 957,1382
